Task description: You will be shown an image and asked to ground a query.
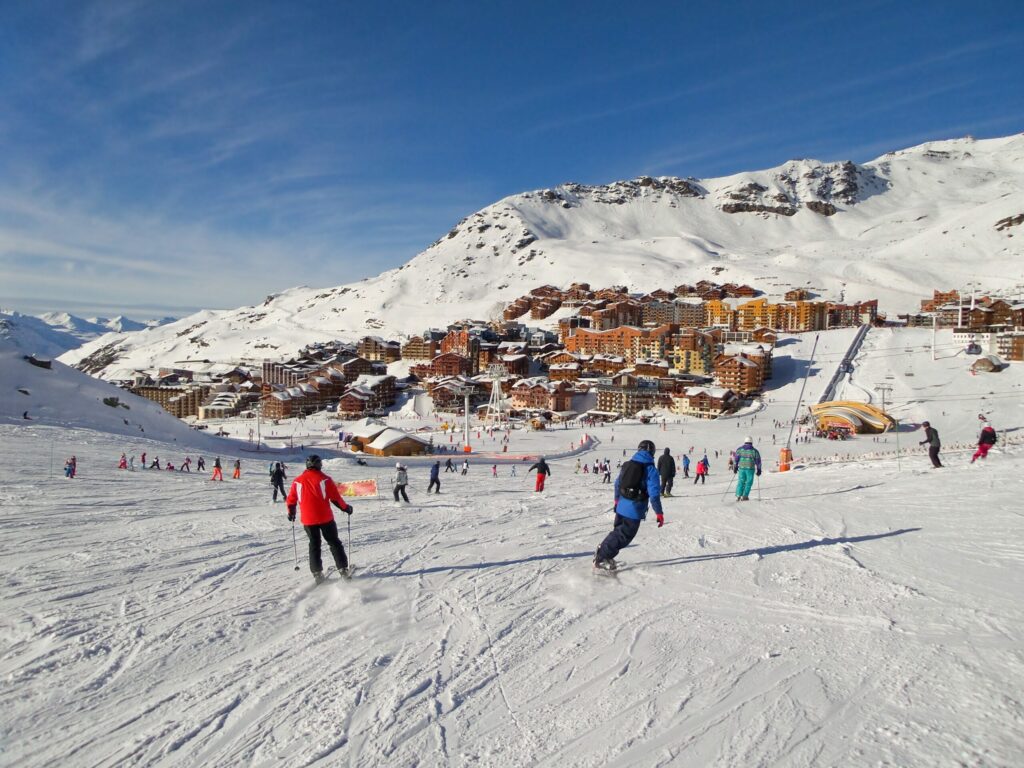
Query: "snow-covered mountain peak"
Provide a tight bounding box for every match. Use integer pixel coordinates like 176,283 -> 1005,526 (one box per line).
59,133 -> 1024,378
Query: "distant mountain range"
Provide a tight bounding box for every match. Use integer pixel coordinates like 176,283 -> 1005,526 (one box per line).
58,132 -> 1024,378
0,311 -> 174,358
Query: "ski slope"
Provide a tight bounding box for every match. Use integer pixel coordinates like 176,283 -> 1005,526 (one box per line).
1,417 -> 1022,767
3,326 -> 1024,766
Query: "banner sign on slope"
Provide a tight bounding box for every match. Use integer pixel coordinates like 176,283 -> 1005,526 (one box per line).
337,479 -> 379,498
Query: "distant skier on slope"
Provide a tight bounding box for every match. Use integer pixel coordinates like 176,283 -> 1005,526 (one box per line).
681,453 -> 690,478
428,461 -> 441,494
286,454 -> 353,584
527,456 -> 551,492
919,421 -> 942,468
594,439 -> 664,572
732,436 -> 762,501
270,462 -> 287,502
972,423 -> 997,463
211,457 -> 223,481
657,447 -> 676,496
393,463 -> 410,503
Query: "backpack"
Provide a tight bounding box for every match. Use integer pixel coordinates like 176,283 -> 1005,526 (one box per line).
618,460 -> 649,502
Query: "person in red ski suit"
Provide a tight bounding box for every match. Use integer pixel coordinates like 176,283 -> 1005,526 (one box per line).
286,455 -> 354,583
972,425 -> 997,463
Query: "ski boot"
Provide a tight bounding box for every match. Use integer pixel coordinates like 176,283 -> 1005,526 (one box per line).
313,571 -> 326,585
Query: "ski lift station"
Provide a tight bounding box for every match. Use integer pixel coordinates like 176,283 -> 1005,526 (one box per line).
809,400 -> 897,434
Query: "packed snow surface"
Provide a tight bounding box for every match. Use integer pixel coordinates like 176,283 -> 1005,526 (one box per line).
3,327 -> 1024,767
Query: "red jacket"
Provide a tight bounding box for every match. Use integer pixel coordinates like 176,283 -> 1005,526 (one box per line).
286,469 -> 349,526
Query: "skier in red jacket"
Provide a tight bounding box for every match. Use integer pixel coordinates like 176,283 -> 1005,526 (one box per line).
286,455 -> 354,583
972,424 -> 997,463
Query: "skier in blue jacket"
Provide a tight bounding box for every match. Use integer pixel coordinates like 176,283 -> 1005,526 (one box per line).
594,439 -> 664,571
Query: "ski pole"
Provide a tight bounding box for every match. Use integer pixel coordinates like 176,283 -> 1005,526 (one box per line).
291,519 -> 300,571
347,515 -> 353,568
720,474 -> 735,501
756,474 -> 761,502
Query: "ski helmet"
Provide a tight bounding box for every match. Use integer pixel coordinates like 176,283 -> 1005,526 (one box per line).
744,436 -> 753,444
306,455 -> 322,470
637,439 -> 656,453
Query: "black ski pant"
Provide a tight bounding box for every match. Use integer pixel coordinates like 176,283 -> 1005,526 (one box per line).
694,474 -> 705,484
394,484 -> 410,502
304,521 -> 347,573
682,468 -> 689,478
660,476 -> 674,495
272,480 -> 286,501
428,478 -> 440,493
928,446 -> 942,468
597,514 -> 642,561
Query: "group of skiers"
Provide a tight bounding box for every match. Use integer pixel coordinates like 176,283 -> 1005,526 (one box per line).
917,417 -> 999,468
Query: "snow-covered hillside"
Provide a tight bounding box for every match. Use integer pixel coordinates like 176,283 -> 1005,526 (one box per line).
61,133 -> 1024,378
0,336 -> 231,448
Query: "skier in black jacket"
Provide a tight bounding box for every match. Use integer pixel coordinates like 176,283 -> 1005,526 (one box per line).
656,447 -> 677,496
270,462 -> 287,502
528,457 -> 551,492
919,421 -> 942,468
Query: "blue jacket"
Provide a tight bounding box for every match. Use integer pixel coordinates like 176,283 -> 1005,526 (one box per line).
682,455 -> 690,468
429,463 -> 440,480
613,449 -> 664,520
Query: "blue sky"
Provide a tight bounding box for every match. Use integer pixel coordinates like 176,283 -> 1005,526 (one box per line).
1,0 -> 1022,318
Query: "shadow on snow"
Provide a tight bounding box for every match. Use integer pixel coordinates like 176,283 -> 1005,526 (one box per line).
364,527 -> 921,578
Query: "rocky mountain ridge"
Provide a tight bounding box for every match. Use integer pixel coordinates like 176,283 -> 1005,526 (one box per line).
59,133 -> 1024,378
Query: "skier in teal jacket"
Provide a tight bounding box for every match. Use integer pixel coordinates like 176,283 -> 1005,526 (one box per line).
733,437 -> 761,501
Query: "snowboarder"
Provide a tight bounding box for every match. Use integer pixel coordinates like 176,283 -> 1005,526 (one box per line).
232,459 -> 241,479
681,454 -> 690,478
286,455 -> 354,583
657,447 -> 676,496
972,424 -> 997,463
270,462 -> 287,502
428,461 -> 441,494
732,436 -> 762,501
393,463 -> 410,503
594,439 -> 664,572
211,457 -> 224,481
196,456 -> 206,472
528,456 -> 551,492
919,421 -> 942,468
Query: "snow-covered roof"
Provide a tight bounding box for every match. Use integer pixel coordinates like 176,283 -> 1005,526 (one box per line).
347,417 -> 388,438
367,428 -> 432,450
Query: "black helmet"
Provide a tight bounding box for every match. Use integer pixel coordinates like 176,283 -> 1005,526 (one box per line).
638,439 -> 656,453
306,455 -> 322,470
